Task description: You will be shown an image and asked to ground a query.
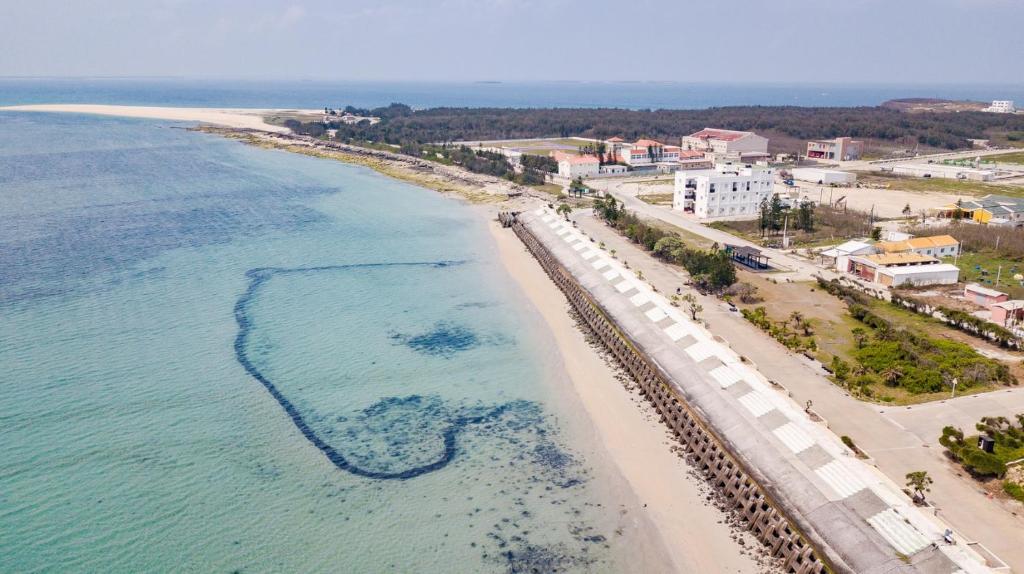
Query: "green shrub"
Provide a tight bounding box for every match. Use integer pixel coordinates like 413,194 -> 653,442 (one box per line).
1004,481 -> 1024,502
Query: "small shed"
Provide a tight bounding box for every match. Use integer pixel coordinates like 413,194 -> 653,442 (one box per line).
990,300 -> 1024,327
964,283 -> 1009,306
725,244 -> 769,270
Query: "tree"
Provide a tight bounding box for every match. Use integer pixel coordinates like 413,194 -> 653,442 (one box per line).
871,226 -> 882,241
851,327 -> 868,349
831,356 -> 851,382
758,198 -> 772,237
682,293 -> 703,321
879,366 -> 903,387
905,471 -> 933,503
902,203 -> 912,216
556,203 -> 572,219
797,200 -> 815,232
789,311 -> 804,328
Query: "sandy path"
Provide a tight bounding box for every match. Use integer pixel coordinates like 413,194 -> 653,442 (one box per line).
0,104 -> 313,133
488,220 -> 764,574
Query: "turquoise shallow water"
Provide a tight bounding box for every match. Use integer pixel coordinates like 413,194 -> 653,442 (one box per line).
0,113 -> 657,572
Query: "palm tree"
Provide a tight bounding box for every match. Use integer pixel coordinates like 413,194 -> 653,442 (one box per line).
556,203 -> 572,220
851,327 -> 867,349
879,367 -> 903,387
789,311 -> 804,328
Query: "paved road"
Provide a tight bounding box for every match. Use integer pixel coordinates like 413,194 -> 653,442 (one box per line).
586,178 -> 836,282
572,210 -> 1024,571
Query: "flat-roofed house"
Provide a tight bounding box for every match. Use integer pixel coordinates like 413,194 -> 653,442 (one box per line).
681,128 -> 769,162
805,137 -> 864,161
874,235 -> 960,258
819,240 -> 876,271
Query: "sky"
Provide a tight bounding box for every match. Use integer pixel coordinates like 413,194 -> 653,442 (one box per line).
1,0 -> 1022,84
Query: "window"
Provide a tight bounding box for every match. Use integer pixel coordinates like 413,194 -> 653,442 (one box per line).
746,182 -> 751,191
732,182 -> 738,192
709,184 -> 716,193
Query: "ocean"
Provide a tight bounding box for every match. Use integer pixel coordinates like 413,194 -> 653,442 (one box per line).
0,111 -> 665,572
2,78 -> 1023,110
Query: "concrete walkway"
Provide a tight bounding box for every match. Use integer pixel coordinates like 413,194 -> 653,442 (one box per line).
571,210 -> 1024,572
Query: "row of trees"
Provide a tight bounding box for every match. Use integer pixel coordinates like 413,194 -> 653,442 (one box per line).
592,195 -> 736,292
756,196 -> 815,236
303,104 -> 1024,153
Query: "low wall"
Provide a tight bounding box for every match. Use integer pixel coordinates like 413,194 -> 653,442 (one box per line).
509,217 -> 828,574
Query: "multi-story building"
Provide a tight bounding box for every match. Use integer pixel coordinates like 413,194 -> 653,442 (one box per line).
622,139 -> 682,166
984,100 -> 1016,113
673,163 -> 774,221
681,128 -> 769,162
805,137 -> 864,161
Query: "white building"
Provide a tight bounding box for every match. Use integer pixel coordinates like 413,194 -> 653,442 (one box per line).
681,128 -> 769,162
805,137 -> 864,161
554,152 -> 600,178
891,163 -> 995,181
791,168 -> 857,185
984,100 -> 1016,113
819,240 -> 876,271
621,139 -> 682,166
876,264 -> 961,287
673,163 -> 774,221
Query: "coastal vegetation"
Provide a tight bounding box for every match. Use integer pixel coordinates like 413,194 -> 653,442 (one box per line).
287,104 -> 1024,154
284,120 -> 556,188
940,415 -> 1024,502
814,278 -> 1016,400
592,195 -> 737,292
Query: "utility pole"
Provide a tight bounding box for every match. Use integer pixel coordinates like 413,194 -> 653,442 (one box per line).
950,377 -> 958,399
996,265 -> 1002,287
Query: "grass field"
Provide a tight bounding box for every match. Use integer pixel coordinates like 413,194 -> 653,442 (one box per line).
986,151 -> 1024,165
862,173 -> 1024,197
637,193 -> 674,206
954,251 -> 1024,298
735,276 -> 1021,405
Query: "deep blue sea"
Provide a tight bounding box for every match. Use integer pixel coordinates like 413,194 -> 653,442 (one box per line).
2,78 -> 1023,109
0,111 -> 669,572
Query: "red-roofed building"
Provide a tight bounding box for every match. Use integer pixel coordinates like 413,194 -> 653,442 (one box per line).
682,128 -> 769,160
552,151 -> 601,178
621,139 -> 681,166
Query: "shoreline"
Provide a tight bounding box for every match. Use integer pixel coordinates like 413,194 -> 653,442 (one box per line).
2,104 -> 768,570
0,103 -> 301,132
487,219 -> 766,573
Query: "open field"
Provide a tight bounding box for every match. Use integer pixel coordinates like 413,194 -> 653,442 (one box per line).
860,172 -> 1024,197
734,275 -> 1022,405
987,151 -> 1024,165
955,251 -> 1024,298
472,137 -> 594,156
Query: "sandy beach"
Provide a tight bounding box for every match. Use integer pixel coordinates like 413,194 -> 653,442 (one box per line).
488,220 -> 765,573
0,104 -> 313,133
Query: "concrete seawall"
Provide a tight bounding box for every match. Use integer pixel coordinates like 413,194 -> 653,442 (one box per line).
507,208 -> 993,574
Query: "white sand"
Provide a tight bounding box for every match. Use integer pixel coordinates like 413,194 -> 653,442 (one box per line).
0,104 -> 315,133
489,220 -> 763,573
